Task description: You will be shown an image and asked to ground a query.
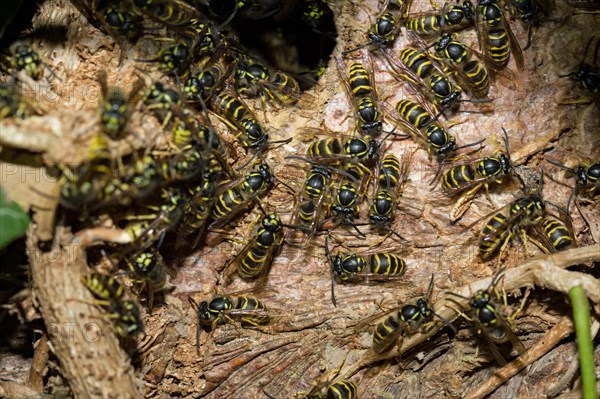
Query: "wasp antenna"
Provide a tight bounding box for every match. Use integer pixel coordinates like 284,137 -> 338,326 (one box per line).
425,273 -> 435,299
432,309 -> 458,334
342,42 -> 371,55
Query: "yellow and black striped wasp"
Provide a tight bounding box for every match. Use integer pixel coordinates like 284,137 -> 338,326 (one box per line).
304,130 -> 381,168
367,150 -> 412,243
440,127 -> 513,197
209,161 -> 291,230
284,160 -> 336,244
129,0 -> 202,28
464,173 -> 574,260
82,273 -> 143,336
222,201 -> 297,290
175,164 -> 223,250
183,49 -> 231,106
446,268 -> 527,366
547,159 -> 600,212
86,0 -> 144,65
382,99 -> 461,160
324,161 -> 372,231
343,0 -> 412,55
335,50 -> 383,136
0,78 -> 37,119
264,379 -> 358,399
122,248 -> 168,305
121,186 -> 188,251
326,235 -> 407,306
474,0 -> 524,72
1,43 -> 60,82
188,292 -> 270,350
143,80 -> 183,127
419,30 -> 490,99
359,274 -> 456,354
233,54 -> 301,107
508,0 -> 553,50
98,71 -> 144,140
559,36 -> 600,109
404,1 -> 475,37
210,86 -> 271,152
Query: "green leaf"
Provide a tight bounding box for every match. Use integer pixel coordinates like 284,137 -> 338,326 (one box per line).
0,186 -> 30,250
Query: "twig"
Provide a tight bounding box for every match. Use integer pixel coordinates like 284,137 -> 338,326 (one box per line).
464,317 -> 574,399
568,286 -> 598,399
28,225 -> 142,398
337,245 -> 600,381
27,333 -> 49,392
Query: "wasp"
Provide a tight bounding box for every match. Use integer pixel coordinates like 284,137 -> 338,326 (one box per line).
343,0 -> 411,55
210,87 -> 269,152
508,0 -> 553,50
189,293 -> 269,350
368,151 -> 412,243
383,99 -> 457,159
326,162 -> 371,230
265,379 -> 358,399
82,273 -> 143,336
0,79 -> 33,119
336,50 -> 383,136
98,71 -> 144,140
234,56 -> 301,107
209,162 -> 282,230
143,81 -> 183,127
429,32 -> 490,99
446,269 -> 526,366
129,0 -> 202,28
175,165 -> 223,250
547,159 -> 600,212
326,235 -> 406,306
183,51 -> 230,106
286,162 -> 334,243
475,0 -> 524,72
467,173 -> 573,260
123,187 -> 187,251
299,0 -> 334,34
92,1 -> 144,65
405,1 -> 475,36
364,274 -> 456,354
559,36 -> 600,109
441,127 -> 513,197
123,249 -> 168,304
306,133 -> 380,167
224,209 -> 286,290
0,44 -> 59,82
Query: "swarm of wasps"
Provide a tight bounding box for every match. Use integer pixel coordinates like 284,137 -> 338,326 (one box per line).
1,0 -> 599,396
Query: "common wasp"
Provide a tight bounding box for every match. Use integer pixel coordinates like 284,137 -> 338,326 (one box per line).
98,71 -> 144,140
336,50 -> 383,136
122,248 -> 168,305
325,162 -> 371,231
508,0 -> 553,50
143,81 -> 183,127
209,161 -> 284,230
183,50 -> 231,105
233,55 -> 301,107
360,274 -> 455,354
264,379 -> 357,399
475,0 -> 524,72
82,273 -> 143,336
464,173 -> 574,260
188,293 -> 270,349
446,268 -> 527,366
427,32 -> 491,99
559,36 -> 600,109
440,127 -> 513,197
342,0 -> 411,55
1,44 -> 59,82
325,235 -> 407,306
305,131 -> 380,167
404,1 -> 475,37
547,159 -> 600,212
0,79 -> 36,119
129,0 -> 202,28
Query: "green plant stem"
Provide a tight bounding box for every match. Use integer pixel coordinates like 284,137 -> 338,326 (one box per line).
569,285 -> 598,399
